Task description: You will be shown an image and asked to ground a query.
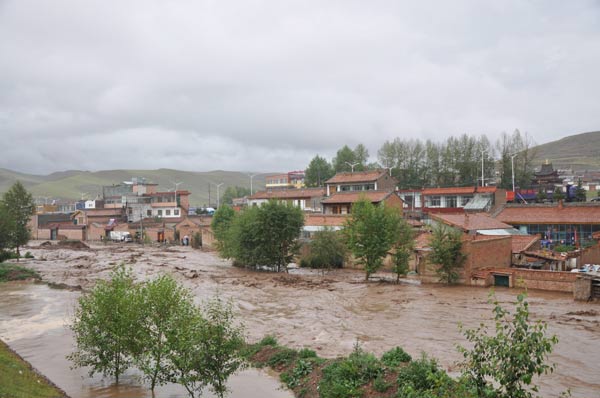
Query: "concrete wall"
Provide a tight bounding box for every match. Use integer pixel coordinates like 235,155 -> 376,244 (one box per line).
580,244 -> 600,265
574,277 -> 592,300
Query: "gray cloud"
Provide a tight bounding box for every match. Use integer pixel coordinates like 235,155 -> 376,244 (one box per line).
1,0 -> 599,174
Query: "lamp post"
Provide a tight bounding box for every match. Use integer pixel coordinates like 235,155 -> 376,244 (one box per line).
481,150 -> 488,187
345,161 -> 359,172
212,182 -> 224,208
249,173 -> 258,195
172,181 -> 183,208
510,153 -> 518,192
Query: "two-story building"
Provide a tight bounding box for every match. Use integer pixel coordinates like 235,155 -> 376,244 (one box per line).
324,169 -> 397,196
265,171 -> 306,190
247,188 -> 325,212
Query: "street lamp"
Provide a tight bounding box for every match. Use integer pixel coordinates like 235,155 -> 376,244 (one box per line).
248,173 -> 258,195
480,150 -> 488,187
510,153 -> 518,192
172,181 -> 183,207
212,182 -> 224,208
345,161 -> 359,172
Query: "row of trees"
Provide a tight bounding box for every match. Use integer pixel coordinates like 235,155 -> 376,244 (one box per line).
69,267 -> 245,398
304,130 -> 537,189
0,182 -> 35,261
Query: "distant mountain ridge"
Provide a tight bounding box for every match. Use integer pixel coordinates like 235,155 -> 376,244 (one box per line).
532,131 -> 600,171
0,168 -> 268,207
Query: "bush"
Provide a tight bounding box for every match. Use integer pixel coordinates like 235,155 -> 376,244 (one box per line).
259,335 -> 278,347
280,359 -> 313,389
298,348 -> 317,359
397,354 -> 442,391
267,348 -> 298,368
373,373 -> 391,393
191,232 -> 202,249
24,251 -> 34,259
301,229 -> 347,270
381,346 -> 412,367
0,264 -> 41,282
553,244 -> 575,253
319,345 -> 383,398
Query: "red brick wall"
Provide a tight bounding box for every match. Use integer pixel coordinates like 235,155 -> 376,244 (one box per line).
511,269 -> 577,292
580,244 -> 600,265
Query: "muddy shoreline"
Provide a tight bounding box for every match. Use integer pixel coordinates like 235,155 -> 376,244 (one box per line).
12,241 -> 600,397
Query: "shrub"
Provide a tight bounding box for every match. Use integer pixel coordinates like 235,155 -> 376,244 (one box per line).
191,231 -> 202,249
381,346 -> 412,367
280,359 -> 313,389
267,348 -> 298,368
298,348 -> 317,359
373,373 -> 391,392
24,251 -> 34,259
259,335 -> 278,347
319,345 -> 383,398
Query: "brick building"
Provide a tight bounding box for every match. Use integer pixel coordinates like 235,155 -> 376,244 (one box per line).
321,191 -> 403,215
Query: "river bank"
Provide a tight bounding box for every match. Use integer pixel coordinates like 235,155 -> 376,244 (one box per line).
8,241 -> 600,397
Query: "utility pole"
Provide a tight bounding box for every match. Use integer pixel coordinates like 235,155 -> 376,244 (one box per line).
215,183 -> 224,208
172,181 -> 183,206
481,150 -> 488,187
249,173 -> 258,195
511,153 -> 518,192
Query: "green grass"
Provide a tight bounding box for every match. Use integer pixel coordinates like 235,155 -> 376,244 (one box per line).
533,131 -> 600,170
0,263 -> 41,282
0,339 -> 67,398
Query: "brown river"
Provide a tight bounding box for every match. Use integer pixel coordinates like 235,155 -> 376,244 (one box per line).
1,242 -> 599,397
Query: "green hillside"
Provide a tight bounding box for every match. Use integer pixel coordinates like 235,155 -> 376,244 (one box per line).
532,131 -> 600,170
0,168 -> 269,206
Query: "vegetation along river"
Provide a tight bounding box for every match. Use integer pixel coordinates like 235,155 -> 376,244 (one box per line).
3,242 -> 600,397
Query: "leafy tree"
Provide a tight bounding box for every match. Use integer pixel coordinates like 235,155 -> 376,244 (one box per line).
302,228 -> 347,272
221,186 -> 251,205
459,293 -> 558,398
552,187 -> 565,201
211,205 -> 236,257
391,221 -> 414,283
1,182 -> 35,259
219,201 -> 304,272
0,203 -> 16,259
536,188 -> 547,202
332,145 -> 362,173
135,274 -> 197,391
574,179 -> 587,202
343,198 -> 405,280
428,224 -> 466,284
197,296 -> 246,398
68,266 -> 141,383
305,155 -> 334,187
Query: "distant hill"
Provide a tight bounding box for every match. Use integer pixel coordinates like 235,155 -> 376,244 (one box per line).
532,131 -> 600,170
0,168 -> 269,206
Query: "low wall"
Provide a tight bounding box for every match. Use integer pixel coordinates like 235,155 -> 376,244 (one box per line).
512,269 -> 577,293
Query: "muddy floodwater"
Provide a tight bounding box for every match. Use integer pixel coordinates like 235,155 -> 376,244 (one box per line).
3,242 -> 600,397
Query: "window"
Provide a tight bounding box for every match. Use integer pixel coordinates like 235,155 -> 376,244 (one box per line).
446,196 -> 457,208
429,196 -> 441,207
147,210 -> 152,216
157,210 -> 163,217
166,209 -> 171,216
174,209 -> 179,216
461,196 -> 472,206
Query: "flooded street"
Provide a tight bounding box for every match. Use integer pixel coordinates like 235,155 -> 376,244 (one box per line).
3,242 -> 600,397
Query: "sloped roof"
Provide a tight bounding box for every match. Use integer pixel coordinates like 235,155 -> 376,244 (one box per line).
511,235 -> 540,253
304,214 -> 348,227
321,191 -> 396,204
495,204 -> 600,224
248,188 -> 325,200
422,187 -> 475,195
431,212 -> 514,232
325,170 -> 390,184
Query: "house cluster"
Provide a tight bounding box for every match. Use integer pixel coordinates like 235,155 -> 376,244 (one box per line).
246,168 -> 600,299
30,178 -> 215,247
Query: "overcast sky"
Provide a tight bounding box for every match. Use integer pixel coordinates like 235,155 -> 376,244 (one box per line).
1,1 -> 599,174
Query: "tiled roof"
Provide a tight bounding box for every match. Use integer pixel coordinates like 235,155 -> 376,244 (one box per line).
511,235 -> 540,253
304,214 -> 348,227
422,187 -> 475,195
495,204 -> 600,224
431,213 -> 513,231
84,208 -> 125,216
325,170 -> 389,184
248,188 -> 325,200
321,191 -> 394,204
421,186 -> 498,195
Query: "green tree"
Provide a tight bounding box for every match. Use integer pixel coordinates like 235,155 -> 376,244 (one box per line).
197,296 -> 246,398
2,182 -> 35,259
459,293 -> 558,398
305,155 -> 334,187
343,198 -> 405,280
135,274 -> 197,391
536,188 -> 547,202
428,224 -> 466,284
0,203 -> 16,259
333,145 -> 363,172
391,221 -> 414,283
68,266 -> 141,383
211,205 -> 236,257
221,186 -> 251,205
220,201 -> 304,272
553,187 -> 565,201
574,179 -> 587,202
302,228 -> 347,272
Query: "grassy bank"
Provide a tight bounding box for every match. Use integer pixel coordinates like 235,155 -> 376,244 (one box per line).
244,336 -> 475,398
0,339 -> 68,398
0,263 -> 41,282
